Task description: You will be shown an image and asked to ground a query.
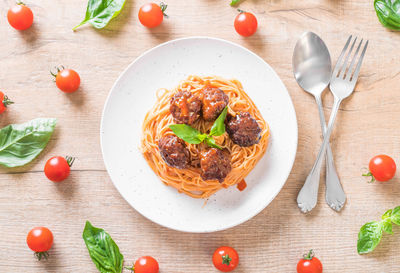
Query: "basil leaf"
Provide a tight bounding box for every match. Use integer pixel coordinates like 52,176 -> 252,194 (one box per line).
73,0 -> 127,30
82,221 -> 124,273
374,0 -> 400,30
169,124 -> 204,144
357,221 -> 383,254
209,107 -> 228,137
205,137 -> 222,149
0,118 -> 56,168
390,206 -> 400,225
230,0 -> 241,6
382,218 -> 393,234
382,209 -> 392,219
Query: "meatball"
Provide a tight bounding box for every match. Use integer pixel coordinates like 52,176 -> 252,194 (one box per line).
158,135 -> 190,169
202,87 -> 229,121
170,91 -> 201,125
200,148 -> 232,182
226,112 -> 262,147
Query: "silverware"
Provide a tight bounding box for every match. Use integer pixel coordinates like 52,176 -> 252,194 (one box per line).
298,35 -> 368,213
293,32 -> 346,213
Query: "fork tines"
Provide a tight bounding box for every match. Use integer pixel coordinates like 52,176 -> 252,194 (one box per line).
332,35 -> 369,82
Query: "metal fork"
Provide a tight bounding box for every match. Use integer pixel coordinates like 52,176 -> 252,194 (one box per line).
297,35 -> 368,213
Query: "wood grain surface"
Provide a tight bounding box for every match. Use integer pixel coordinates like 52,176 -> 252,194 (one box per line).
1,0 -> 400,272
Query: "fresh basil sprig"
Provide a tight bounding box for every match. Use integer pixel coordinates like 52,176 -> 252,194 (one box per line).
357,206 -> 400,254
169,106 -> 228,149
0,118 -> 56,167
82,221 -> 124,273
73,0 -> 127,30
374,0 -> 400,30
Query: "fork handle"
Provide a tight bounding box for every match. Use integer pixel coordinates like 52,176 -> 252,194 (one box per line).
297,97 -> 342,213
315,96 -> 346,211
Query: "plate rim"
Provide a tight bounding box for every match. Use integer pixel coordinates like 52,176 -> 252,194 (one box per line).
100,36 -> 298,233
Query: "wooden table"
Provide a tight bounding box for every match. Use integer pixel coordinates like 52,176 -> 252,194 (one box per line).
1,0 -> 400,272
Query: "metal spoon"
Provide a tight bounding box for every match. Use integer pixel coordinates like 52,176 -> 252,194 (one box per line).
292,32 -> 346,213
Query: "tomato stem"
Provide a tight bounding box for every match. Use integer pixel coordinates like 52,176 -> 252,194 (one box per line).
303,249 -> 315,260
362,172 -> 376,183
16,1 -> 25,5
160,2 -> 168,17
50,65 -> 65,78
237,8 -> 246,13
2,95 -> 14,107
34,251 -> 49,261
222,254 -> 232,265
65,156 -> 75,167
124,264 -> 135,272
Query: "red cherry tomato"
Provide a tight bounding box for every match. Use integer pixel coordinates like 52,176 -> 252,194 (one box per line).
212,246 -> 239,272
27,227 -> 53,260
134,256 -> 159,273
297,250 -> 323,273
44,156 -> 74,182
52,67 -> 81,93
0,91 -> 14,114
365,154 -> 396,182
234,11 -> 257,37
7,4 -> 33,30
138,3 -> 166,28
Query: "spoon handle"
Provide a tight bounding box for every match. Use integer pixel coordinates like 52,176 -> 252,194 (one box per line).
315,95 -> 346,212
297,98 -> 342,213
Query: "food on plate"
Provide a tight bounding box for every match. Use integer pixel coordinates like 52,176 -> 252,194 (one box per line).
200,148 -> 232,182
73,0 -> 127,30
158,135 -> 190,169
27,227 -> 53,260
83,221 -> 124,273
141,75 -> 269,198
138,2 -> 168,28
226,111 -> 261,147
0,91 -> 14,114
126,256 -> 160,273
236,179 -> 247,191
170,90 -> 202,125
202,87 -> 229,121
44,156 -> 75,182
168,106 -> 228,150
297,250 -> 323,273
51,66 -> 81,93
234,10 -> 258,37
7,3 -> 33,30
212,246 -> 239,272
358,206 -> 400,254
363,154 -> 396,182
0,118 -> 57,168
374,0 -> 400,30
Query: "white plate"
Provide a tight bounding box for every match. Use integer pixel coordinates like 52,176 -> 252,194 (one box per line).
101,37 -> 297,233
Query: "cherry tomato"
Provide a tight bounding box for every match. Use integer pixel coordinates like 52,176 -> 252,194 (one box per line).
364,154 -> 396,182
44,156 -> 74,182
234,10 -> 257,37
27,227 -> 53,260
7,4 -> 33,30
51,67 -> 81,93
212,246 -> 239,272
134,256 -> 159,273
297,250 -> 323,273
0,91 -> 14,114
138,3 -> 167,28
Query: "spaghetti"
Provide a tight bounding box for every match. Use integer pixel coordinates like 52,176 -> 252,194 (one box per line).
141,75 -> 269,198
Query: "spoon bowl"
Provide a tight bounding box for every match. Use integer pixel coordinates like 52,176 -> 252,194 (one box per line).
293,32 -> 332,96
